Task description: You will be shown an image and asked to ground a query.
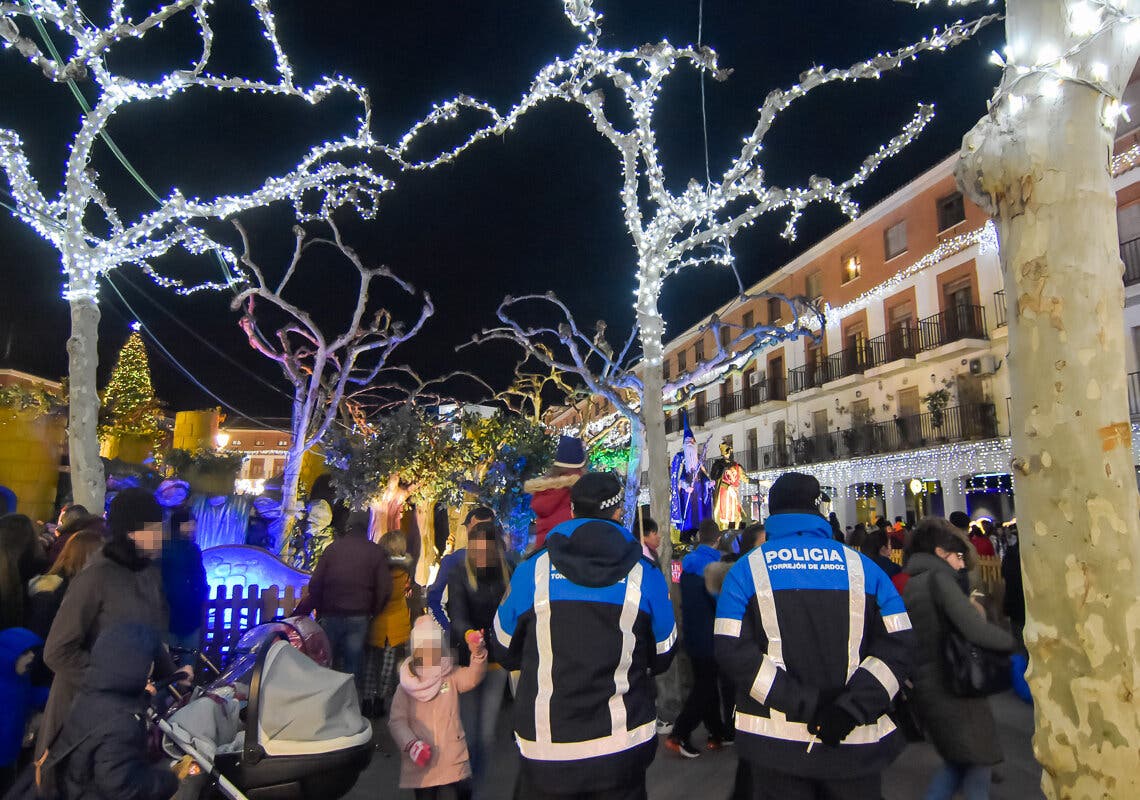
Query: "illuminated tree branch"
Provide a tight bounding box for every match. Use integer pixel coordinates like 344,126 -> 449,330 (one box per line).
231,218 -> 433,518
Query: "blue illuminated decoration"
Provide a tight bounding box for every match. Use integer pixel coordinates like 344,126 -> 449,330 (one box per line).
202,544 -> 310,592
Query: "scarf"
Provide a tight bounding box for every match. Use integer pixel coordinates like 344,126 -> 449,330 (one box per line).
398,655 -> 454,703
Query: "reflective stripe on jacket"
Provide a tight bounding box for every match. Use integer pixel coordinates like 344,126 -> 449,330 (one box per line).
714,513 -> 914,779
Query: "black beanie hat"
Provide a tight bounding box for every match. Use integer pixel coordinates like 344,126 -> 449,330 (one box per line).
768,472 -> 825,516
571,472 -> 624,515
106,487 -> 162,540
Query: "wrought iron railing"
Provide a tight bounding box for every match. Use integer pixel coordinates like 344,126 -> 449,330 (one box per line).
993,290 -> 1007,328
917,305 -> 988,351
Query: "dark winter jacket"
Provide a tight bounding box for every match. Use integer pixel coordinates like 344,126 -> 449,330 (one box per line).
0,627 -> 48,767
160,539 -> 208,636
36,548 -> 173,759
445,561 -> 509,666
679,544 -> 721,658
903,552 -> 1016,766
426,549 -> 466,632
715,513 -> 914,780
25,574 -> 68,642
494,517 -> 677,793
294,533 -> 391,618
49,623 -> 179,800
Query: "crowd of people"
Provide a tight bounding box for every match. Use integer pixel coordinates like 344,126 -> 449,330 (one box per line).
0,440 -> 1029,800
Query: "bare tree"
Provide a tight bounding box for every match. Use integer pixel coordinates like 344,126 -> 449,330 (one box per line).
466,290 -> 822,549
0,0 -> 393,509
495,355 -> 577,425
231,219 -> 432,521
955,0 -> 1140,794
466,0 -> 997,531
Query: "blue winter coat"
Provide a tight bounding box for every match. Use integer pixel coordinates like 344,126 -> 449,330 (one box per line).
0,627 -> 48,767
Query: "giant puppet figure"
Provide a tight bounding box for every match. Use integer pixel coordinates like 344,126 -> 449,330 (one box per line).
710,441 -> 745,529
669,412 -> 711,532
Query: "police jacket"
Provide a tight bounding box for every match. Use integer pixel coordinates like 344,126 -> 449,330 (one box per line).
714,513 -> 914,779
494,517 -> 677,792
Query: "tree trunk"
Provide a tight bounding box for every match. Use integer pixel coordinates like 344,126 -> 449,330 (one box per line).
66,292 -> 104,511
957,6 -> 1140,794
637,310 -> 672,568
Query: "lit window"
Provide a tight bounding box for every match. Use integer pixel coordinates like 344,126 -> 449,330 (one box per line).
884,220 -> 907,260
842,252 -> 862,284
278,440 -> 288,446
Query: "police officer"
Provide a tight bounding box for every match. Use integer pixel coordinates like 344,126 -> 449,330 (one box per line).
495,472 -> 677,799
715,472 -> 914,799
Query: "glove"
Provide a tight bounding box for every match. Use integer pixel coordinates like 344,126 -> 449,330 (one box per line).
465,629 -> 485,653
407,739 -> 432,767
808,703 -> 859,747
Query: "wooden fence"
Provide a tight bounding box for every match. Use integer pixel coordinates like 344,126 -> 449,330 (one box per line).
200,584 -> 308,667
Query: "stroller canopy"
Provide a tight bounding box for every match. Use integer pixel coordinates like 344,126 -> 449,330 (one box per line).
257,640 -> 371,756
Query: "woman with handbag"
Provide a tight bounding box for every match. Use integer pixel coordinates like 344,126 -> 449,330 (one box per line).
903,518 -> 1016,800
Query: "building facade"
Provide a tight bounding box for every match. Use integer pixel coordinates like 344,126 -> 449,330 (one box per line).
652,140 -> 1140,529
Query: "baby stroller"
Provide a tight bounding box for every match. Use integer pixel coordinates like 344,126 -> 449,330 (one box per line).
159,618 -> 372,800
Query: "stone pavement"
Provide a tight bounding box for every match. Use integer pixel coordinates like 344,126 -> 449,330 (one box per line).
344,692 -> 1043,799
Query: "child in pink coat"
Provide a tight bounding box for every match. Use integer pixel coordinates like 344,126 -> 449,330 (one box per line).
388,616 -> 486,800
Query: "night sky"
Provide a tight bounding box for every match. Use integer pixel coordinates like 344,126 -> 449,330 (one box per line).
0,1 -> 1003,421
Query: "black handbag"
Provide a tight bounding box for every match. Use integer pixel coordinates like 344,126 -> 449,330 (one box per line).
937,582 -> 1011,698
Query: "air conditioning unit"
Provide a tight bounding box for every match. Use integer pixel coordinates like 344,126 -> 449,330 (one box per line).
968,355 -> 999,376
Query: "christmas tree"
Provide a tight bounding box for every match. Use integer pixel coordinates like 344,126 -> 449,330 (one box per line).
99,328 -> 165,457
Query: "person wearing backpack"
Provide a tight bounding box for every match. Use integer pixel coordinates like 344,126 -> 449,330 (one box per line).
38,622 -> 178,800
902,518 -> 1016,800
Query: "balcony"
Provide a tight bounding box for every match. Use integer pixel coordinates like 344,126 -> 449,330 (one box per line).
917,305 -> 988,352
785,402 -> 1000,467
788,363 -> 826,394
1123,237 -> 1140,285
868,325 -> 920,366
1130,372 -> 1140,418
993,290 -> 1007,328
825,344 -> 872,381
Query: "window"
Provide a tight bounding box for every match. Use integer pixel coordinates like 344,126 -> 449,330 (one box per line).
841,252 -> 861,284
662,359 -> 671,381
677,350 -> 687,372
694,339 -> 705,362
767,296 -> 783,323
743,310 -> 754,330
719,324 -> 731,350
277,439 -> 288,447
937,191 -> 966,232
805,270 -> 823,300
884,220 -> 907,260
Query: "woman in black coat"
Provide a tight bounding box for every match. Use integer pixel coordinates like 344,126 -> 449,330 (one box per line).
36,490 -> 186,759
902,518 -> 1016,800
445,520 -> 511,800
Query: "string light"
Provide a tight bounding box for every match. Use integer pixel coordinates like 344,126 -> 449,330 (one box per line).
0,0 -> 402,302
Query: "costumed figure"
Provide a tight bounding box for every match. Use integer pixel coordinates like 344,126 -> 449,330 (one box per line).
669,412 -> 711,532
524,435 -> 586,550
710,442 -> 745,529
